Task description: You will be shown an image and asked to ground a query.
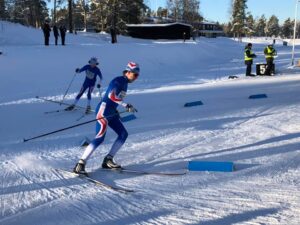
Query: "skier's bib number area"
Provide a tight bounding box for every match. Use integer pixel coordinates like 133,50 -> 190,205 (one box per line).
86,70 -> 95,79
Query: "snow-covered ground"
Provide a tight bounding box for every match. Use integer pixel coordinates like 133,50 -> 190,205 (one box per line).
0,21 -> 300,225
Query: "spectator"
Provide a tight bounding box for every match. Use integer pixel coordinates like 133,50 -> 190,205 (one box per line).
53,24 -> 59,45
59,25 -> 67,45
42,19 -> 51,46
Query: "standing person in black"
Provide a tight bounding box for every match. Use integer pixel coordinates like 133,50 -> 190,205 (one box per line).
42,20 -> 51,46
244,43 -> 257,76
53,24 -> 59,45
110,27 -> 117,44
59,25 -> 67,45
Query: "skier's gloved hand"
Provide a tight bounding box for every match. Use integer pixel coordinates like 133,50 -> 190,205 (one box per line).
126,103 -> 137,113
75,68 -> 80,73
97,84 -> 101,88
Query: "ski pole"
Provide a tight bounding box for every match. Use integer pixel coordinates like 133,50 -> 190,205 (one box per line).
23,111 -> 127,142
98,87 -> 102,102
61,73 -> 77,104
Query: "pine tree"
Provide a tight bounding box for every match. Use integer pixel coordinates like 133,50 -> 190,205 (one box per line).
167,0 -> 181,21
281,18 -> 293,38
296,21 -> 300,39
67,0 -> 73,32
182,0 -> 202,24
73,0 -> 86,31
254,15 -> 266,37
166,0 -> 202,23
231,0 -> 247,38
245,12 -> 254,37
157,6 -> 168,18
6,0 -> 48,27
223,22 -> 234,37
0,0 -> 7,19
265,15 -> 280,37
55,7 -> 68,25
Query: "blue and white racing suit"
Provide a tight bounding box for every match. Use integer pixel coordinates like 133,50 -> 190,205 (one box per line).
75,65 -> 102,101
81,75 -> 130,161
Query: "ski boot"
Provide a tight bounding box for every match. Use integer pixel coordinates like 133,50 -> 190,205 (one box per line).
102,155 -> 121,169
65,104 -> 75,111
73,159 -> 88,175
85,105 -> 92,114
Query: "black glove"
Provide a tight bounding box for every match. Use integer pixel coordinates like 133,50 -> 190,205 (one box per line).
126,104 -> 137,113
97,84 -> 101,88
75,68 -> 80,73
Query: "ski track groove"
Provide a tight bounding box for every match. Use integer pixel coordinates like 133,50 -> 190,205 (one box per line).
1,161 -> 66,221
126,106 -> 275,167
1,160 -> 126,224
2,111 -> 298,224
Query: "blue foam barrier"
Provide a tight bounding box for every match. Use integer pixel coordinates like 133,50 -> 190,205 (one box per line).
188,161 -> 234,172
248,94 -> 268,99
120,114 -> 137,122
184,101 -> 203,107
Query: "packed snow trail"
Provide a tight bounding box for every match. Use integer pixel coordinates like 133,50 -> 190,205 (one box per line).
1,21 -> 300,224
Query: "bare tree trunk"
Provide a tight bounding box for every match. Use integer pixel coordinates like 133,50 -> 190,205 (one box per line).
68,0 -> 73,33
53,0 -> 57,23
111,0 -> 117,43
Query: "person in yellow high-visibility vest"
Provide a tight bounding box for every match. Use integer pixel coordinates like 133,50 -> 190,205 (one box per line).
244,43 -> 257,76
264,44 -> 277,75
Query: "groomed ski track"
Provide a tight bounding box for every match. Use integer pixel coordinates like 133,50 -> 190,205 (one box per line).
1,75 -> 300,225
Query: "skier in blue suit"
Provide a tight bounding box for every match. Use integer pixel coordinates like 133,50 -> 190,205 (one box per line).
73,62 -> 140,174
65,57 -> 102,113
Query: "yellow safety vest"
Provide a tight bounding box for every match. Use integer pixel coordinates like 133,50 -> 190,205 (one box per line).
245,48 -> 254,61
265,47 -> 275,58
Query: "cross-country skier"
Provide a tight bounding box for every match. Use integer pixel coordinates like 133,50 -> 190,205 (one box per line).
244,43 -> 257,76
73,62 -> 140,175
65,57 -> 102,113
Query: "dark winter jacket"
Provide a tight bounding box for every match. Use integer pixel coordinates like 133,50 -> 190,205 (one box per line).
59,25 -> 67,37
42,23 -> 51,37
53,25 -> 59,37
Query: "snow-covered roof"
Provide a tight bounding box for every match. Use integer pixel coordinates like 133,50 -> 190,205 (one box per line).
200,21 -> 219,25
126,22 -> 192,28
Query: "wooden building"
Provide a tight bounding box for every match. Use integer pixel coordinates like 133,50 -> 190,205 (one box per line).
126,22 -> 192,40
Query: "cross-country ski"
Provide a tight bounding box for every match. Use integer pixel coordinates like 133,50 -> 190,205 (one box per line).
99,167 -> 187,176
36,95 -> 90,111
54,168 -> 134,193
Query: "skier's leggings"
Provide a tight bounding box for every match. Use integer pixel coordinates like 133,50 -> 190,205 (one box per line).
76,84 -> 94,100
81,113 -> 128,161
